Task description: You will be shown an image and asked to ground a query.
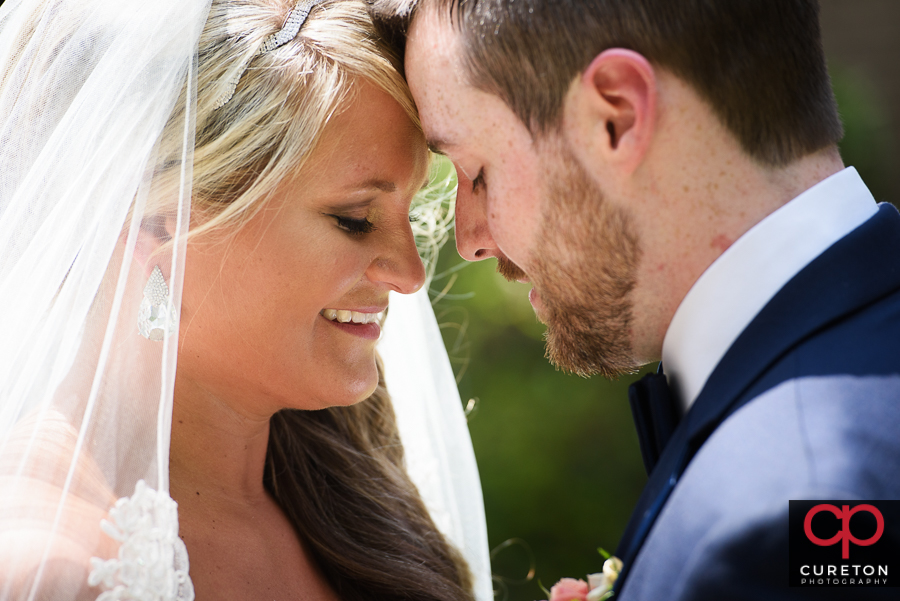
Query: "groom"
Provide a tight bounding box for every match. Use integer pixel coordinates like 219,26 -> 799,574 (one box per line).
371,0 -> 900,599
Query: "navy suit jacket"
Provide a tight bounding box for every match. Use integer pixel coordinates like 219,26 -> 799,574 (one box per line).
614,204 -> 900,600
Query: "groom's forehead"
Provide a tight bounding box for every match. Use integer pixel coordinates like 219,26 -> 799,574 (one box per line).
406,8 -> 477,137
406,3 -> 463,72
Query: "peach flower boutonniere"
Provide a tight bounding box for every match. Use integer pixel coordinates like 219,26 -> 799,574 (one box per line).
544,550 -> 623,601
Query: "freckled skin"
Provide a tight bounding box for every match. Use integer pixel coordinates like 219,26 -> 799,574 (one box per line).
406,8 -> 845,367
177,82 -> 427,416
710,234 -> 733,253
169,81 -> 428,601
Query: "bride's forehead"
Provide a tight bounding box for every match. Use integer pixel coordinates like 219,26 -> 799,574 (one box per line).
292,87 -> 427,189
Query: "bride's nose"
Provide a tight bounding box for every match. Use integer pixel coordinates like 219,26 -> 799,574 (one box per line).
365,223 -> 426,295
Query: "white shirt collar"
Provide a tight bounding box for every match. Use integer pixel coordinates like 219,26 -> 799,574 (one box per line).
661,167 -> 878,413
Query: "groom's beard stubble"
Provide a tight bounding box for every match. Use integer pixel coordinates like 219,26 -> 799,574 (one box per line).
496,255 -> 527,282
527,140 -> 642,379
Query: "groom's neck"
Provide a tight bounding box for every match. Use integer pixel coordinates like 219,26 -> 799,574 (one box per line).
620,74 -> 845,363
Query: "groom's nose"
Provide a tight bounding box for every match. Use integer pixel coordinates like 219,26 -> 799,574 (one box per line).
454,170 -> 501,262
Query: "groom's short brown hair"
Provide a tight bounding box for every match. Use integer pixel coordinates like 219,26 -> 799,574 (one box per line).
370,0 -> 843,167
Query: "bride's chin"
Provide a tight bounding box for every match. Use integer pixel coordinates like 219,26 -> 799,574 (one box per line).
298,369 -> 380,411
340,375 -> 380,406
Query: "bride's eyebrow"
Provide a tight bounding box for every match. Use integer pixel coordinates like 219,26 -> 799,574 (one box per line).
348,178 -> 396,193
334,174 -> 430,199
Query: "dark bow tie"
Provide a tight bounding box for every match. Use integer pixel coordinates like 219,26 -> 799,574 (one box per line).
628,369 -> 680,474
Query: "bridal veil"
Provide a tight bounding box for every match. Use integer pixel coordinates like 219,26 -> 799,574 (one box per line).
0,0 -> 490,598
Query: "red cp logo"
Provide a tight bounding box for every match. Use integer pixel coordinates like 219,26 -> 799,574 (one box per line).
804,504 -> 884,559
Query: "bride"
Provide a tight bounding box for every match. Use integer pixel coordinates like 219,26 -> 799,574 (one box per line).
0,0 -> 490,599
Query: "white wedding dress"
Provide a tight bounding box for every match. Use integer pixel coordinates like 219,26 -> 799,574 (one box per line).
0,0 -> 491,598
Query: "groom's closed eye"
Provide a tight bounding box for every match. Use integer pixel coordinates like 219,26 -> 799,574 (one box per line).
471,168 -> 486,192
426,141 -> 448,156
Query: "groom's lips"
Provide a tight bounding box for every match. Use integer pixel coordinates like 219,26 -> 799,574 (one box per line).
528,286 -> 541,310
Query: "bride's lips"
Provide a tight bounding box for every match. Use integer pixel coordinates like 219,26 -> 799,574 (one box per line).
320,307 -> 385,340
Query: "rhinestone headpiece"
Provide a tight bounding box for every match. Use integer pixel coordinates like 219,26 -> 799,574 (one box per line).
212,0 -> 326,110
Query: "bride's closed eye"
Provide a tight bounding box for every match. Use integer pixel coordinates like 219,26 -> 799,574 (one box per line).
330,214 -> 375,235
331,212 -> 422,234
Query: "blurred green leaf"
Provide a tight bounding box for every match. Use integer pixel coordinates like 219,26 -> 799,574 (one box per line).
831,65 -> 896,204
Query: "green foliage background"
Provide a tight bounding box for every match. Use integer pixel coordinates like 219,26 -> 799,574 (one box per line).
426,61 -> 896,601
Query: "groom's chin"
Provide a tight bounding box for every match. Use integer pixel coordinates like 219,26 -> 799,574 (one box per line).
543,321 -> 640,380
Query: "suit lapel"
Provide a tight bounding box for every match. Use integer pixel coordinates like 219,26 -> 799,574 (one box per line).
614,204 -> 900,593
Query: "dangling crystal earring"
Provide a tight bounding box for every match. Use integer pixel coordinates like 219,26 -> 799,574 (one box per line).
137,266 -> 178,341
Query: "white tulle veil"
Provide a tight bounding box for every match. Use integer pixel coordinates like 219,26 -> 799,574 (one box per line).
0,0 -> 490,598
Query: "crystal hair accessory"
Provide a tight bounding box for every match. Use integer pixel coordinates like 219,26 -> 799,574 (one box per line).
212,0 -> 326,110
138,265 -> 178,341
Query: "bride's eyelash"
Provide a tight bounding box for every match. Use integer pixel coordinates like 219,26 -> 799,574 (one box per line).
330,215 -> 375,235
409,213 -> 421,224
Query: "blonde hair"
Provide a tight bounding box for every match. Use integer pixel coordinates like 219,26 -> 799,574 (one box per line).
167,2 -> 471,599
151,0 -> 453,280
153,0 -> 419,238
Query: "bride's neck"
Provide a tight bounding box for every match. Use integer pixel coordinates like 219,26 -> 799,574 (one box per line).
169,377 -> 272,507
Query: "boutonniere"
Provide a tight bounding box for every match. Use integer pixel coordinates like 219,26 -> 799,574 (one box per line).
542,549 -> 623,601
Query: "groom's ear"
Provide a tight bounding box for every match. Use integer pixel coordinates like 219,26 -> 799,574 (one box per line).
563,49 -> 657,176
